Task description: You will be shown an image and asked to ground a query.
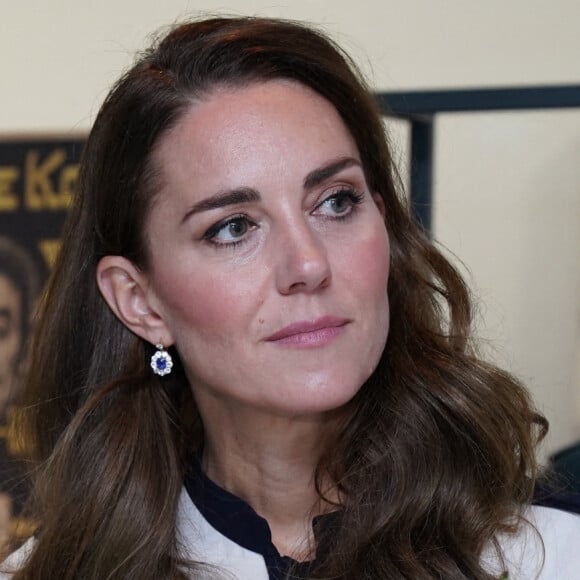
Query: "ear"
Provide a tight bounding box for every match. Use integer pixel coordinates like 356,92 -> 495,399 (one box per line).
372,192 -> 386,219
96,255 -> 174,347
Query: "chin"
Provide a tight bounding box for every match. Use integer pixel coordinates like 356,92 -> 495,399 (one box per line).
262,372 -> 367,417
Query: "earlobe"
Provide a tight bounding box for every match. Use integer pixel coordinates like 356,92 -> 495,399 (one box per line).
96,256 -> 173,346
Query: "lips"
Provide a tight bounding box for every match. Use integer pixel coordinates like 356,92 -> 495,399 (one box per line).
265,316 -> 350,343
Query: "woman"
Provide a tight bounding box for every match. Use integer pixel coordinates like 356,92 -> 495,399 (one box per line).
2,16 -> 579,580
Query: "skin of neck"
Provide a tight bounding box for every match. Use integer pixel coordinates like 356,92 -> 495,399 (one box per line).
196,393 -> 345,560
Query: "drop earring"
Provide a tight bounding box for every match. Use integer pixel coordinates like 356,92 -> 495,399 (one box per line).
150,344 -> 173,376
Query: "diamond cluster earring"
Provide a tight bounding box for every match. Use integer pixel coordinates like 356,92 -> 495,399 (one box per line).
150,344 -> 173,376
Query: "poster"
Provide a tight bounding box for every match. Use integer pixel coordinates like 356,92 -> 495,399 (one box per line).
0,135 -> 85,545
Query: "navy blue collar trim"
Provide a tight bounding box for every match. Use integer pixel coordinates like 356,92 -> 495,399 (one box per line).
184,460 -> 580,579
533,481 -> 580,514
184,456 -> 323,580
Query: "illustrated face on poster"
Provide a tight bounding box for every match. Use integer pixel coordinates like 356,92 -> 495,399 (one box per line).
0,273 -> 21,399
0,235 -> 41,415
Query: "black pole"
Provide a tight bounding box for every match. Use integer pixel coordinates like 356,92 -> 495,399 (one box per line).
376,84 -> 580,116
409,117 -> 434,233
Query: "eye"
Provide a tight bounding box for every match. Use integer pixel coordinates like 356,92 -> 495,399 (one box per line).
203,215 -> 256,247
314,188 -> 364,218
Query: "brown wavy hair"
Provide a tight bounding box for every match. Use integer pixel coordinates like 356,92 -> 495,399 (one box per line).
8,16 -> 546,579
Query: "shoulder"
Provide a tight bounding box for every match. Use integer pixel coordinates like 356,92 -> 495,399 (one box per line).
482,505 -> 580,579
0,537 -> 36,578
527,505 -> 580,577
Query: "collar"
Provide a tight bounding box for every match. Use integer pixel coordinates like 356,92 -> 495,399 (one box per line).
183,456 -> 336,579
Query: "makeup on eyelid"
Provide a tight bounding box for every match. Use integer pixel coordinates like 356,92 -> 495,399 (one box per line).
201,187 -> 365,249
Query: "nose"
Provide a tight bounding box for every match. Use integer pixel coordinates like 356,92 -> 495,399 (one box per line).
275,221 -> 331,295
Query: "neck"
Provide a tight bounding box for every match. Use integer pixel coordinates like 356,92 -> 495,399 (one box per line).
198,400 -> 344,559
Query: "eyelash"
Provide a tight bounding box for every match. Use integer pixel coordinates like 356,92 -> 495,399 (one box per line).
202,214 -> 256,249
316,187 -> 364,221
202,187 -> 365,249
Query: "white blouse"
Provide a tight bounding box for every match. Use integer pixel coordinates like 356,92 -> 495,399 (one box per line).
2,488 -> 580,579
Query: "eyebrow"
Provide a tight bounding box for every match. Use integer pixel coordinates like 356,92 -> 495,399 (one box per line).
303,157 -> 362,190
181,187 -> 260,223
181,156 -> 362,223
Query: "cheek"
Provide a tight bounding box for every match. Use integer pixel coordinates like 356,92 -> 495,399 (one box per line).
152,265 -> 258,346
339,223 -> 390,299
341,224 -> 391,363
0,350 -> 9,374
367,231 -> 390,287
0,331 -> 21,373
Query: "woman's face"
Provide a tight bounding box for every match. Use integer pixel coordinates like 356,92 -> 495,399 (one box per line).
144,80 -> 390,416
0,273 -> 22,393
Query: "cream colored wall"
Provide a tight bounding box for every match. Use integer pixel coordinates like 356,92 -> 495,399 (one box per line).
1,0 -> 579,457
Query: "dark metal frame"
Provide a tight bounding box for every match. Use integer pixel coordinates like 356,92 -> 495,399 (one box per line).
376,85 -> 580,232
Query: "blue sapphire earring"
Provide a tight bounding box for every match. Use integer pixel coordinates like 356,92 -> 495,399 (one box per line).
150,344 -> 173,376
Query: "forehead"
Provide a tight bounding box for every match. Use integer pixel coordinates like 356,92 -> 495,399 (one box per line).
153,80 -> 361,196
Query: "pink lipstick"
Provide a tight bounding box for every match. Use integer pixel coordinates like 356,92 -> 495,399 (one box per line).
265,316 -> 349,347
